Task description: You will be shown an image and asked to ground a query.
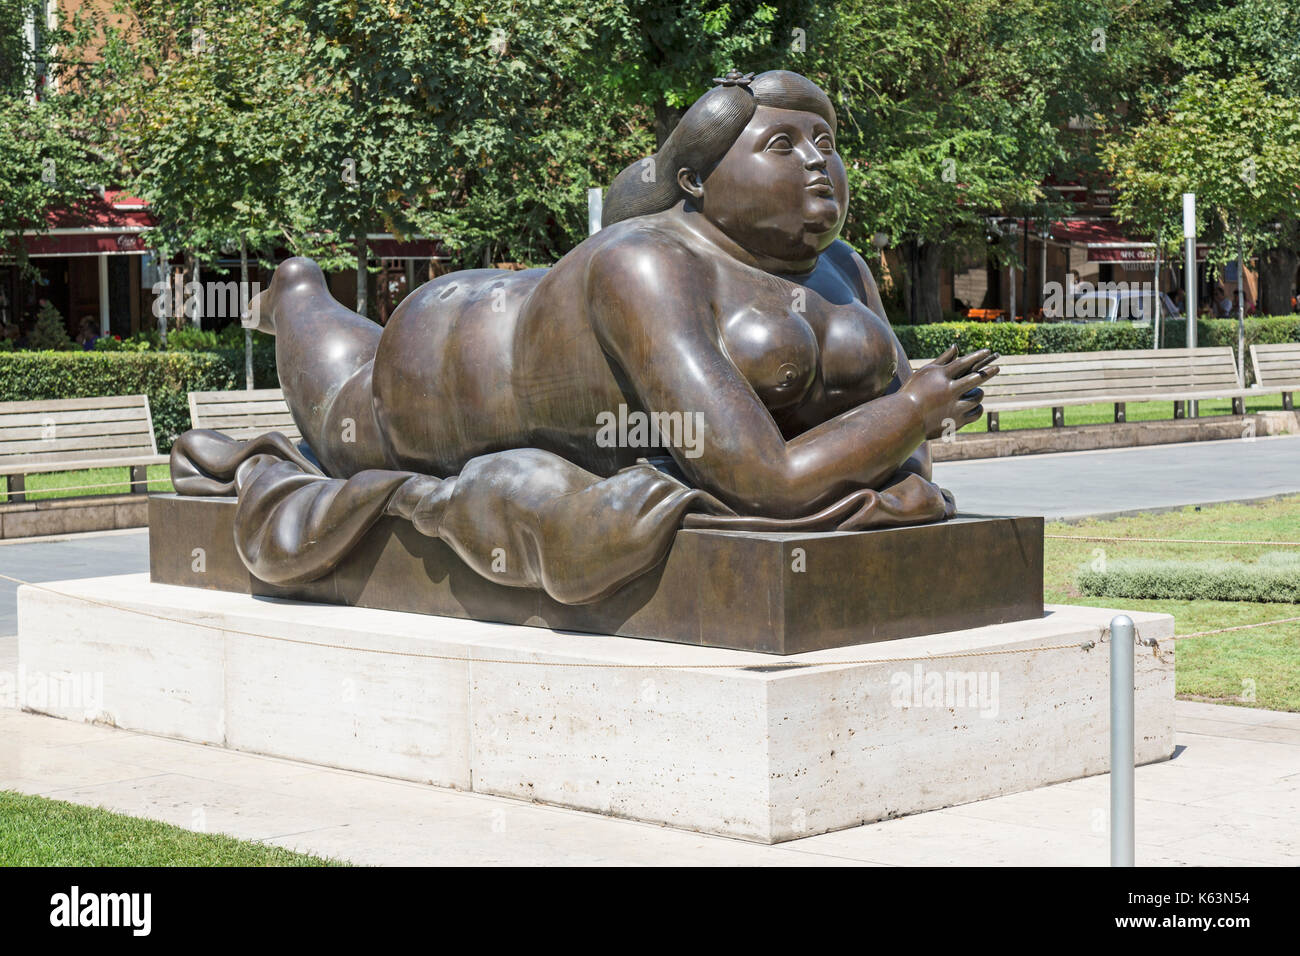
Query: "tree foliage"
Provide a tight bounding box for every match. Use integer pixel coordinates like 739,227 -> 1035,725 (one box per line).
0,1 -> 112,269
1104,72 -> 1300,265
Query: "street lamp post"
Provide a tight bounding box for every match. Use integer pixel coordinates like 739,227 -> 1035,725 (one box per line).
1183,194 -> 1198,417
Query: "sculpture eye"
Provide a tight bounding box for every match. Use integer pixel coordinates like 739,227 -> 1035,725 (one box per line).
815,133 -> 834,153
764,133 -> 793,152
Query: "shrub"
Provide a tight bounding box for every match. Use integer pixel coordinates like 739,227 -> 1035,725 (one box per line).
1077,553 -> 1300,604
27,301 -> 75,351
0,351 -> 241,451
896,315 -> 1300,365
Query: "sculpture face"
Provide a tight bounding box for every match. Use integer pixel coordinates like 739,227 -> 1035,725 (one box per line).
692,105 -> 849,267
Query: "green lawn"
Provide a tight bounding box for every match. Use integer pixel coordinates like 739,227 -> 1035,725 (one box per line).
970,394 -> 1290,432
1046,495 -> 1300,712
0,790 -> 345,866
0,464 -> 173,504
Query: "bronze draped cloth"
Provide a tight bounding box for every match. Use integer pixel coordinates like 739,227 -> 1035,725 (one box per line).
170,429 -> 953,605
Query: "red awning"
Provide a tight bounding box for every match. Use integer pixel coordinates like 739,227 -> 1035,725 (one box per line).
1035,219 -> 1210,263
8,193 -> 447,260
11,190 -> 153,257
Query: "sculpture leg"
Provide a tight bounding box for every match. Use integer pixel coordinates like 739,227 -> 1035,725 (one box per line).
246,257 -> 388,476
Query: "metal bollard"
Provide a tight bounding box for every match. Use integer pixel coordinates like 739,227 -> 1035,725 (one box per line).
1110,614 -> 1135,867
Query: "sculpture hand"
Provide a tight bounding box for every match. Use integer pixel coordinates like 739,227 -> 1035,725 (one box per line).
901,346 -> 1000,439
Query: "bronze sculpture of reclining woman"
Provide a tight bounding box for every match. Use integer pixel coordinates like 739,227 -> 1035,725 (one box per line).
172,69 -> 999,604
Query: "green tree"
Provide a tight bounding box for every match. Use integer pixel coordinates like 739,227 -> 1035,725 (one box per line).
27,300 -> 74,350
806,0 -> 1170,323
0,1 -> 111,271
1166,0 -> 1300,313
598,1 -> 820,146
1105,72 -> 1300,361
87,1 -> 301,341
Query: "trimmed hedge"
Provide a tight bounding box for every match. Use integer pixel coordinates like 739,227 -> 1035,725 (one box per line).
1078,553 -> 1300,604
895,315 -> 1300,364
0,350 -> 274,452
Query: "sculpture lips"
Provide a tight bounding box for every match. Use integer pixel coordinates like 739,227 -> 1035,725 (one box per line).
806,177 -> 834,197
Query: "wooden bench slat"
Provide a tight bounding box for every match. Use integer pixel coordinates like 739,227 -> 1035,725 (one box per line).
1250,344 -> 1300,390
191,388 -> 288,403
0,433 -> 162,456
0,395 -> 161,489
0,394 -> 149,413
987,388 -> 1251,412
0,420 -> 157,442
189,388 -> 300,441
0,407 -> 152,429
0,454 -> 167,476
192,401 -> 297,416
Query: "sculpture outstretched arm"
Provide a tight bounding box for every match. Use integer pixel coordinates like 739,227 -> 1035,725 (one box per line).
588,242 -> 995,518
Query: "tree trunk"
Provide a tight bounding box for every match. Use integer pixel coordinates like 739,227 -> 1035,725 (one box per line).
182,251 -> 197,329
1257,232 -> 1298,316
653,99 -> 684,149
899,239 -> 944,324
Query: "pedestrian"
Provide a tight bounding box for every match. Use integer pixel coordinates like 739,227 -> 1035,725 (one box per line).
75,315 -> 99,350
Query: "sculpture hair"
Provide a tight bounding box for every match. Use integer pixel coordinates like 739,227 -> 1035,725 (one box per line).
601,70 -> 837,228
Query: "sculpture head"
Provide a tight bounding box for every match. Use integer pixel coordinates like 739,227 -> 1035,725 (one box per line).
603,70 -> 846,269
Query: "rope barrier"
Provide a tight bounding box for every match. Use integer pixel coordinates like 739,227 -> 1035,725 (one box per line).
1046,533 -> 1300,547
1,571 -> 1112,669
2,569 -> 1295,671
3,478 -> 173,498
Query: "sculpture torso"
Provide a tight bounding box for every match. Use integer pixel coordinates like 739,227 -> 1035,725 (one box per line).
370,208 -> 902,482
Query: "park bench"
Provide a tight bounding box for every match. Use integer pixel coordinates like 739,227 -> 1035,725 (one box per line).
1248,343 -> 1300,410
911,346 -> 1251,431
0,394 -> 167,502
188,387 -> 301,442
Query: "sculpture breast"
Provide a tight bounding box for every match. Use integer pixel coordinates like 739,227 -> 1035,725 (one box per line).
719,305 -> 819,411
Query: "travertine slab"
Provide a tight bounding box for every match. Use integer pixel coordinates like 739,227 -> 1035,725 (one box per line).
18,574 -> 1174,843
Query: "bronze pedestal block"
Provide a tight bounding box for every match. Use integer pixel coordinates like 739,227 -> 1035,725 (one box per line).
149,494 -> 1043,655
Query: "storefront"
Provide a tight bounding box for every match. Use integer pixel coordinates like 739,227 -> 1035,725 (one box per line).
2,193 -> 449,340
1,191 -> 153,340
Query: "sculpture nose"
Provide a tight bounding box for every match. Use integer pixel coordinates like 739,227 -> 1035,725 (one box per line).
801,142 -> 828,170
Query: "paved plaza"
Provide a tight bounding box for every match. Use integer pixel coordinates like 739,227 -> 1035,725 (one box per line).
1,702 -> 1295,865
935,434 -> 1300,520
3,436 -> 1299,865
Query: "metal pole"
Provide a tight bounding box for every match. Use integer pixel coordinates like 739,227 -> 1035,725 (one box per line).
1236,226 -> 1247,385
1183,194 -> 1198,416
240,235 -> 253,390
97,252 -> 110,335
1039,227 -> 1048,311
588,187 -> 603,236
1110,613 -> 1135,867
1151,232 -> 1163,349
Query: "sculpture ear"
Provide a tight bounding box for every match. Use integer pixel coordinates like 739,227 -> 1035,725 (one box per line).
677,167 -> 704,201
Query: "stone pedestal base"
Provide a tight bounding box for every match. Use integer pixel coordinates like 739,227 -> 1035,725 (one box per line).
18,575 -> 1174,843
148,494 -> 1044,655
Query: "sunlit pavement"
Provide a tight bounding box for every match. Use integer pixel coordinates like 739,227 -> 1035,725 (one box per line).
934,435 -> 1300,520
0,702 -> 1295,866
